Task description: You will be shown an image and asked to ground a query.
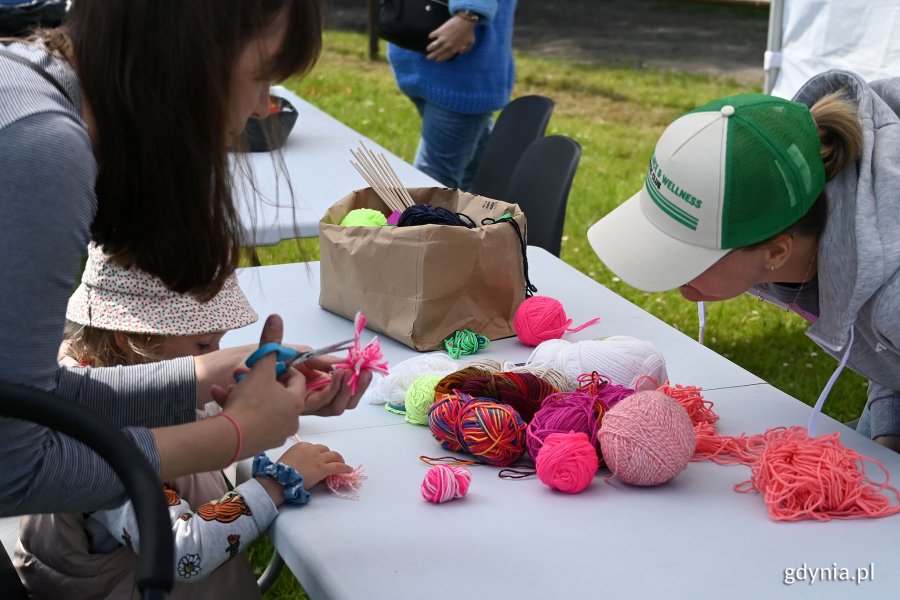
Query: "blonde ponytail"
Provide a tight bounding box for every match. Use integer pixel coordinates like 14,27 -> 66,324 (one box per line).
810,91 -> 863,181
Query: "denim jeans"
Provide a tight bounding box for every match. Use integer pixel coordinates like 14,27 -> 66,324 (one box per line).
409,95 -> 493,190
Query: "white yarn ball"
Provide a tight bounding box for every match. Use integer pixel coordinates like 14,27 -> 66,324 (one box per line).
365,353 -> 457,408
524,336 -> 668,390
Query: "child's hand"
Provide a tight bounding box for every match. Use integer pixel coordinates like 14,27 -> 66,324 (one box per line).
256,442 -> 352,507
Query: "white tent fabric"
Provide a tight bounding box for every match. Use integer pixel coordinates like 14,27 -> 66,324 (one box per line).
764,0 -> 900,98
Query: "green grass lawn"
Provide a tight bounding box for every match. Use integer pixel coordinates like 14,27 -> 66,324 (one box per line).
250,30 -> 869,599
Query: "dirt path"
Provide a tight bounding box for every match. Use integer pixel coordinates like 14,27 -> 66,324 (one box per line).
323,0 -> 771,87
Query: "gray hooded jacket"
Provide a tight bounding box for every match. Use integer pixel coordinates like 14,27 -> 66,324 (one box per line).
751,70 -> 900,438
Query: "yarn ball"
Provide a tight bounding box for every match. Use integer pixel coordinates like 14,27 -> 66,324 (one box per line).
457,400 -> 527,466
514,296 -> 576,346
457,372 -> 556,423
598,390 -> 695,486
340,208 -> 388,227
428,392 -> 472,452
434,366 -> 494,397
526,391 -> 602,459
364,352 -> 456,411
536,432 -> 599,493
397,204 -> 473,228
404,374 -> 442,425
526,336 -> 668,390
421,464 -> 471,504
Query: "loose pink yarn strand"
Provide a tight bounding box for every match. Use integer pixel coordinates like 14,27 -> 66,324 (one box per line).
660,383 -> 900,521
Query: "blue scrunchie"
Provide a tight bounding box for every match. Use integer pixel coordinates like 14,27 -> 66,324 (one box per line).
252,453 -> 310,505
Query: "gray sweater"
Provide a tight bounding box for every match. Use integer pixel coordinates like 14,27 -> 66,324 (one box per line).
0,43 -> 196,515
754,70 -> 900,438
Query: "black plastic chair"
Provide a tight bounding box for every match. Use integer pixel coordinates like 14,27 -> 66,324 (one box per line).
468,95 -> 555,200
504,135 -> 582,257
0,382 -> 174,599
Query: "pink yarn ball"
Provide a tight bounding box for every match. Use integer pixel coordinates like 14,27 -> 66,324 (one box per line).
514,296 -> 573,346
598,390 -> 695,486
421,464 -> 471,504
536,432 -> 599,493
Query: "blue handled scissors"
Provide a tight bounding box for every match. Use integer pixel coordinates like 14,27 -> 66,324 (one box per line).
236,339 -> 356,382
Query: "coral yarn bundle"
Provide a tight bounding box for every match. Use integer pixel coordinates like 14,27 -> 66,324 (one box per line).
421,464 -> 471,503
661,383 -> 900,521
598,390 -> 695,486
513,295 -> 600,346
535,432 -> 599,493
736,427 -> 900,521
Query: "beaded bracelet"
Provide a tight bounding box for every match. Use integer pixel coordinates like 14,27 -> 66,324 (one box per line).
252,453 -> 311,505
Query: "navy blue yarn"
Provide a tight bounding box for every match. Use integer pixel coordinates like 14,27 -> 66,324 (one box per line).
396,204 -> 475,228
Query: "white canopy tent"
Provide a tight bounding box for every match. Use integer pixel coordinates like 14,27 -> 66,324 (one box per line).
764,0 -> 900,98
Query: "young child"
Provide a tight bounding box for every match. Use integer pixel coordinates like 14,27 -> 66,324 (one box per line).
15,242 -> 352,599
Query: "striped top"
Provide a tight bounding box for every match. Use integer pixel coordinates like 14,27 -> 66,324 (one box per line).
0,42 -> 196,516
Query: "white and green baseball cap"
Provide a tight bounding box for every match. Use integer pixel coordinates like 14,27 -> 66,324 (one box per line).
588,93 -> 825,292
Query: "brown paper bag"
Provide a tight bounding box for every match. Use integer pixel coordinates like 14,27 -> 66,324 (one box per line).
319,187 -> 532,351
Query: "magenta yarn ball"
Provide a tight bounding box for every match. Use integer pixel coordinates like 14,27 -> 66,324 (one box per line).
598,390 -> 695,486
421,464 -> 471,503
536,432 -> 599,493
513,296 -> 573,347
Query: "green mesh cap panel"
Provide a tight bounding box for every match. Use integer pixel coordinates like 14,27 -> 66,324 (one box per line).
690,94 -> 826,248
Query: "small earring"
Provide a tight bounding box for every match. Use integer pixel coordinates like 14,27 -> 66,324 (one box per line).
768,265 -> 776,272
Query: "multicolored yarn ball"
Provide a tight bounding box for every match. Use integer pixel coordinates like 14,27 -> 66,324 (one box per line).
526,336 -> 668,391
421,464 -> 472,504
513,295 -> 601,347
536,432 -> 599,494
428,392 -> 472,452
457,400 -> 527,466
434,366 -> 494,397
457,371 -> 557,423
526,390 -> 603,459
404,374 -> 442,425
598,390 -> 695,486
340,208 -> 388,227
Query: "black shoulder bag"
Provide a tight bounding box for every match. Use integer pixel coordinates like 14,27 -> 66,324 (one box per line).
376,0 -> 451,53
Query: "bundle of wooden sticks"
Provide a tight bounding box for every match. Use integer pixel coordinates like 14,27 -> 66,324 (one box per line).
349,141 -> 416,214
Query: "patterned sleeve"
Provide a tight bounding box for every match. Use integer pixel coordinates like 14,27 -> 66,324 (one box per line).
89,478 -> 279,582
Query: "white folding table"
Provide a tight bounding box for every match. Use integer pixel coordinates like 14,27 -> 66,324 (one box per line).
225,247 -> 897,599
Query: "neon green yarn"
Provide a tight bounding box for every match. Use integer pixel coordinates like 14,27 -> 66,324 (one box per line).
404,374 -> 442,425
340,208 -> 388,227
443,329 -> 490,360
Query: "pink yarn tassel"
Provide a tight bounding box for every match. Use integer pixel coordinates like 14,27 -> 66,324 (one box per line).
335,312 -> 390,394
326,466 -> 367,499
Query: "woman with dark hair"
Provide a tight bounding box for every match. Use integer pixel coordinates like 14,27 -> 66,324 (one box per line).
0,0 -> 370,515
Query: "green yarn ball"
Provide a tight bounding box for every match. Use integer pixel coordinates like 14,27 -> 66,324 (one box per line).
340,208 -> 388,227
404,374 -> 442,426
